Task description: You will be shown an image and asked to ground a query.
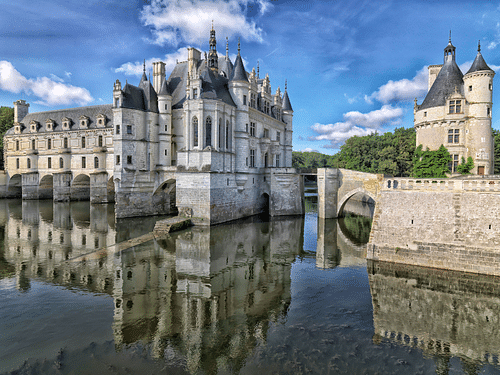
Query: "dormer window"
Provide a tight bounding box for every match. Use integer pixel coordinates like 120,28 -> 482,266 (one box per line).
79,115 -> 89,128
30,120 -> 39,133
14,123 -> 21,134
62,117 -> 71,130
96,114 -> 106,128
449,100 -> 462,114
46,119 -> 54,131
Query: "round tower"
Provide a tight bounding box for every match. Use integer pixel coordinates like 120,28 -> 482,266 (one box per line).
463,41 -> 495,175
158,80 -> 173,166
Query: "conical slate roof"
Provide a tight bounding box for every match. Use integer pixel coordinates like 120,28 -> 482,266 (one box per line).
158,79 -> 171,96
283,90 -> 293,111
466,50 -> 494,74
230,53 -> 248,82
419,56 -> 464,110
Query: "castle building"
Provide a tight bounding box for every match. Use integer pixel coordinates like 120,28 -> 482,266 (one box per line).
3,27 -> 303,223
414,38 -> 495,175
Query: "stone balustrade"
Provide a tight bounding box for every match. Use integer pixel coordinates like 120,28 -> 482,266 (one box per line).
383,177 -> 500,192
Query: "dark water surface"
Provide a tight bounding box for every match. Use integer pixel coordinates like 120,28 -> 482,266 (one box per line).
1,198 -> 500,374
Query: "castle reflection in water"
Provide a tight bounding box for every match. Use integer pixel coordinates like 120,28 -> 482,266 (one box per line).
3,199 -> 500,373
2,200 -> 310,373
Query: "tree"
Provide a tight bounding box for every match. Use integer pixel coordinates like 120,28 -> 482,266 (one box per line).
493,129 -> 500,175
0,106 -> 14,148
457,156 -> 474,175
412,144 -> 451,178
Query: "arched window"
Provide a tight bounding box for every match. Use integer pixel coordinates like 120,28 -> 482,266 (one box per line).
59,158 -> 64,168
193,116 -> 198,147
94,157 -> 99,169
205,116 -> 212,147
218,118 -> 222,150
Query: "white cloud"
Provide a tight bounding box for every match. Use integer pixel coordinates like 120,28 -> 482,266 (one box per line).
296,148 -> 319,153
366,66 -> 428,104
140,0 -> 269,47
115,48 -> 187,77
115,48 -> 250,78
0,61 -> 93,106
309,105 -> 404,148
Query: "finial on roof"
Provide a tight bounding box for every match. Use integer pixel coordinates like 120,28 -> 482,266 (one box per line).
285,79 -> 287,91
478,40 -> 481,52
226,37 -> 229,58
449,30 -> 451,43
238,38 -> 241,54
143,59 -> 146,73
257,60 -> 260,79
211,20 -> 214,30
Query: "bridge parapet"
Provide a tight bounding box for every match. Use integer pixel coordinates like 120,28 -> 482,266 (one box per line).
383,177 -> 500,193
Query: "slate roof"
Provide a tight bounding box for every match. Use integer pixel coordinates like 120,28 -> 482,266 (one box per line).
282,91 -> 293,111
219,56 -> 233,79
230,54 -> 248,82
5,104 -> 113,135
466,51 -> 494,74
167,60 -> 237,109
419,57 -> 464,110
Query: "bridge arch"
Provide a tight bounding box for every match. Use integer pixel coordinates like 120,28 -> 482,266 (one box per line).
153,178 -> 177,214
7,174 -> 22,198
337,187 -> 376,217
38,174 -> 54,199
71,174 -> 90,201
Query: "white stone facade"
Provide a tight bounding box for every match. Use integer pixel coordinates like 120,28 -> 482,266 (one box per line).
3,29 -> 303,224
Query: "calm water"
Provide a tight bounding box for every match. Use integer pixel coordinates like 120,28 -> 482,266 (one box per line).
1,197 -> 500,374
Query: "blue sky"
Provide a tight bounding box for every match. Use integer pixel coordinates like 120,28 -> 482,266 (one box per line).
2,0 -> 500,154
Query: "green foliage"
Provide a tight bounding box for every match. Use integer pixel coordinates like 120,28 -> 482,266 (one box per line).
292,151 -> 336,169
457,156 -> 474,175
412,144 -> 451,178
292,127 -> 415,176
0,107 -> 14,149
493,129 -> 500,175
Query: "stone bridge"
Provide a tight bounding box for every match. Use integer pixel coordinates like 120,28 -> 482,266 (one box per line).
316,168 -> 383,218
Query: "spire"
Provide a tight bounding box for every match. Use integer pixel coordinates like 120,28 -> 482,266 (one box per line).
466,40 -> 494,74
140,59 -> 148,84
208,23 -> 218,73
444,32 -> 456,63
230,38 -> 248,82
283,80 -> 292,111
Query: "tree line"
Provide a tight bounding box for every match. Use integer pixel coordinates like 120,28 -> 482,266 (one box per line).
293,127 -> 488,177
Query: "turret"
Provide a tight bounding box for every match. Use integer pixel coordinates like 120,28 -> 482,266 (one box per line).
463,41 -> 495,174
229,39 -> 250,108
282,81 -> 293,167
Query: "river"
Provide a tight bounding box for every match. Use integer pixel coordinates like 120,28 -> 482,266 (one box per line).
0,195 -> 500,374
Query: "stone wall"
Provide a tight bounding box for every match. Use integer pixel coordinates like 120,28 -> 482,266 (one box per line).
369,260 -> 500,363
368,177 -> 500,275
